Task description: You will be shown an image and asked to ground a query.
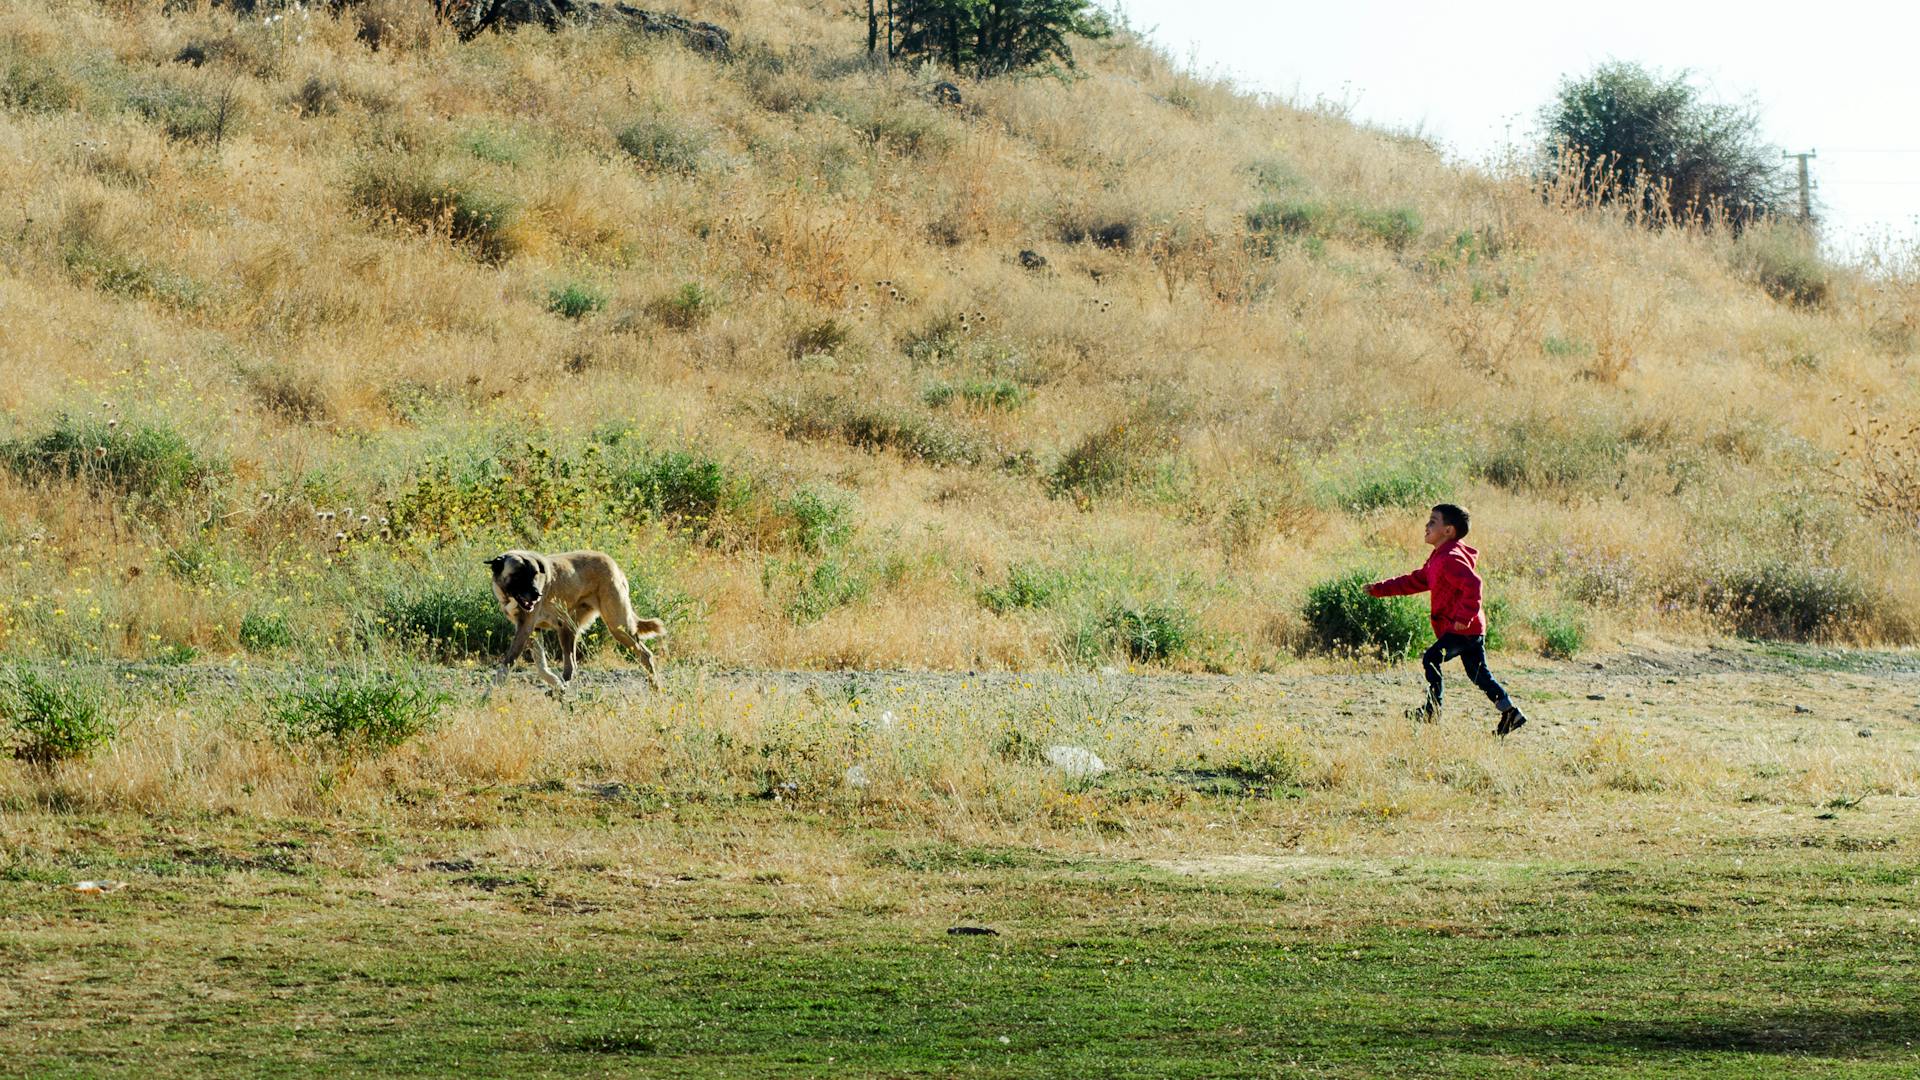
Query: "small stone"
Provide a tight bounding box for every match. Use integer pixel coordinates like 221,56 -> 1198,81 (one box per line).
1045,745 -> 1106,778
1794,705 -> 1812,714
1018,249 -> 1048,271
947,926 -> 998,936
1587,694 -> 1606,701
1857,729 -> 1873,738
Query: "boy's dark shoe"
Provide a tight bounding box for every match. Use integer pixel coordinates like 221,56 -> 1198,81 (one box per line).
1495,706 -> 1528,737
1405,700 -> 1440,724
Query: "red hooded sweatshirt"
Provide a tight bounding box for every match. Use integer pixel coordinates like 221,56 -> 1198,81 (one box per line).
1366,540 -> 1485,638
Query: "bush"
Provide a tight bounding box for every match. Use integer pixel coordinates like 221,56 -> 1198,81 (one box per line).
1700,563 -> 1871,641
1317,455 -> 1455,513
884,0 -> 1112,78
647,282 -> 717,329
1,48 -> 80,114
1302,570 -> 1427,659
616,116 -> 707,174
980,563 -> 1066,613
1245,199 -> 1325,254
1,414 -> 220,500
458,124 -> 533,166
1475,416 -> 1625,496
547,281 -> 608,320
270,671 -> 450,754
1532,609 -> 1586,659
778,488 -> 854,554
923,377 -> 1027,411
347,155 -> 521,262
1048,419 -> 1161,501
1100,602 -> 1196,663
380,580 -> 514,660
1351,206 -> 1421,250
1538,61 -> 1788,229
239,611 -> 296,653
767,394 -> 986,467
2,667 -> 116,764
768,554 -> 872,624
1734,224 -> 1832,308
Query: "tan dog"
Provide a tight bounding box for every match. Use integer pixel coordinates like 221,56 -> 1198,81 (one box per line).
487,549 -> 665,691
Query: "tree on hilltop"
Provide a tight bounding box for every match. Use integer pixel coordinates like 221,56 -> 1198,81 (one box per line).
869,0 -> 1112,78
1538,61 -> 1792,231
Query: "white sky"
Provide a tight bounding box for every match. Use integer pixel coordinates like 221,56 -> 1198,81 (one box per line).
1109,0 -> 1920,258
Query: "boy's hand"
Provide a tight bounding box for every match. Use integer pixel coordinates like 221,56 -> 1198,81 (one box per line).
1452,620 -> 1472,633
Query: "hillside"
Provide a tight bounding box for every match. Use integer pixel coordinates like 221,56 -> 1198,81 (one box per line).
1,0 -> 1917,672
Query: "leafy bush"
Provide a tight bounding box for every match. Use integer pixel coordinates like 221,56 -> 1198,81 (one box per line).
1048,419 -> 1161,501
768,555 -> 872,624
647,282 -> 717,329
1,48 -> 80,114
980,563 -> 1067,613
1531,609 -> 1586,659
1351,206 -> 1421,250
547,280 -> 608,320
347,154 -> 521,262
270,671 -> 451,754
458,124 -> 533,166
1317,454 -> 1455,513
792,318 -> 853,359
1100,602 -> 1196,663
1475,416 -> 1625,496
778,488 -> 854,554
1302,570 -> 1427,659
380,580 -> 514,660
1699,563 -> 1871,641
923,377 -> 1028,411
239,611 -> 296,653
1733,224 -> 1832,308
616,116 -> 707,174
2,667 -> 116,764
1538,61 -> 1788,229
1,414 -> 220,500
1245,199 -> 1325,254
125,76 -> 238,143
767,394 -> 986,467
884,0 -> 1112,78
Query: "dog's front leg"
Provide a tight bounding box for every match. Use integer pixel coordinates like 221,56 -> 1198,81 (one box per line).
529,635 -> 566,694
494,617 -> 537,687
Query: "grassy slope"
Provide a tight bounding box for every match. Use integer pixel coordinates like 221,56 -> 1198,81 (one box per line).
0,0 -> 1917,677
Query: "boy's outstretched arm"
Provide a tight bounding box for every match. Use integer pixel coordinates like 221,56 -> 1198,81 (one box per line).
1366,566 -> 1429,598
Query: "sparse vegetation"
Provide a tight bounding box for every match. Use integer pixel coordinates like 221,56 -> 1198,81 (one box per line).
269,669 -> 451,754
1,666 -> 115,764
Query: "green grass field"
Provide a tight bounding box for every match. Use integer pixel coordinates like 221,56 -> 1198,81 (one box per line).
4,660 -> 1917,1077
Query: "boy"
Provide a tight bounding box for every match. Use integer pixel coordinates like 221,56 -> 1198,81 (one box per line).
1367,504 -> 1529,736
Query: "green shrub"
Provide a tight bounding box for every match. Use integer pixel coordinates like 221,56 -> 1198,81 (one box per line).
1700,563 -> 1870,641
347,155 -> 521,262
1734,225 -> 1832,308
1,414 -> 220,500
125,77 -> 238,143
647,282 -> 717,329
270,671 -> 451,754
1475,416 -> 1625,496
768,554 -> 871,624
380,580 -> 514,660
792,318 -> 853,359
778,488 -> 853,554
980,563 -> 1066,613
1213,740 -> 1309,791
767,394 -> 986,467
1531,608 -> 1586,659
1351,206 -> 1421,250
1,49 -> 81,114
458,125 -> 533,166
239,611 -> 296,653
2,666 -> 116,764
1318,455 -> 1455,513
1246,199 -> 1324,254
546,281 -> 607,320
1100,602 -> 1196,663
1302,569 -> 1427,659
61,237 -> 205,309
924,377 -> 1027,411
1048,419 -> 1160,500
616,116 -> 707,174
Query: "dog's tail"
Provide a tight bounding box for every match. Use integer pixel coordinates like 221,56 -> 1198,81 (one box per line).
631,617 -> 666,640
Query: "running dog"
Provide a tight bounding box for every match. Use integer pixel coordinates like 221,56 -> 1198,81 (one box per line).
487,549 -> 665,691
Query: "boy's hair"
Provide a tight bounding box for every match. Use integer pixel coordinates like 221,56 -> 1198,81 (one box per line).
1432,503 -> 1470,538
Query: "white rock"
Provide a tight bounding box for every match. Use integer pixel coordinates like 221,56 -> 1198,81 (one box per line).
844,764 -> 869,788
1045,745 -> 1106,778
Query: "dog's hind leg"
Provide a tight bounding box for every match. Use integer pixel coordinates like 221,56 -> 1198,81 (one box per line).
608,623 -> 662,690
557,626 -> 578,685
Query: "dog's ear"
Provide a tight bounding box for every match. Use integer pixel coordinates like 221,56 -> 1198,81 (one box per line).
485,555 -> 506,572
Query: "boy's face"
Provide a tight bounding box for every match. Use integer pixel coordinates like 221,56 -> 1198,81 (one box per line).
1423,509 -> 1456,547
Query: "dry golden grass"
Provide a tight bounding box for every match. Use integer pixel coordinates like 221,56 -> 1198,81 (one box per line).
1,0 -> 1917,672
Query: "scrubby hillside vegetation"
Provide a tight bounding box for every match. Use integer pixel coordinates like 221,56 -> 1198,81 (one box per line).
1,0 -> 1916,672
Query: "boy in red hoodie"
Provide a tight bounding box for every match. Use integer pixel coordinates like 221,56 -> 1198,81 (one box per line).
1367,504 -> 1529,736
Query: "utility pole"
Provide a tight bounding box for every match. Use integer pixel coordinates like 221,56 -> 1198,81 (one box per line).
1784,150 -> 1816,224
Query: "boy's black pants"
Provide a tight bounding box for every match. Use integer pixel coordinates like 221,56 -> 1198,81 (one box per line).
1421,634 -> 1511,712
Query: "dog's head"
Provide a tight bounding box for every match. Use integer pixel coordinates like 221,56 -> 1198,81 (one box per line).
486,551 -> 550,614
